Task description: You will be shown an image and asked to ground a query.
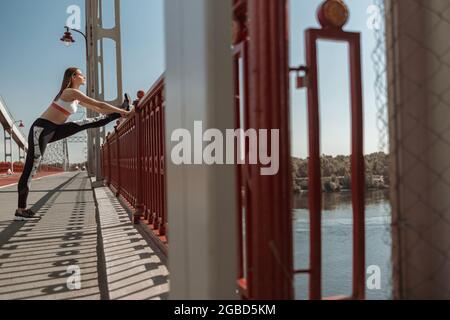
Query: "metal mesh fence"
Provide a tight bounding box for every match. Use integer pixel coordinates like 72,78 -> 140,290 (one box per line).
371,0 -> 393,300
42,111 -> 88,166
41,140 -> 65,166
384,0 -> 450,299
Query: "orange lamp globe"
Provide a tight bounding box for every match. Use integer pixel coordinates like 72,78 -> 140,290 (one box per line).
137,90 -> 145,99
317,0 -> 349,29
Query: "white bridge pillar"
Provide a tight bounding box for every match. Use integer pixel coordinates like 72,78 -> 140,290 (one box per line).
165,0 -> 238,299
85,0 -> 123,180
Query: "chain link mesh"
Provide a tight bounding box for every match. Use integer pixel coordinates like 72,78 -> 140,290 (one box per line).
41,140 -> 65,166
40,111 -> 87,166
384,0 -> 450,299
371,0 -> 393,299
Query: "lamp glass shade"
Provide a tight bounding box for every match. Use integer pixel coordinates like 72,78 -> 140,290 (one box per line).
60,31 -> 75,46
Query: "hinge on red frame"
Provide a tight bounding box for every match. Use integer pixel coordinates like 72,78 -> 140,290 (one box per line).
290,65 -> 309,89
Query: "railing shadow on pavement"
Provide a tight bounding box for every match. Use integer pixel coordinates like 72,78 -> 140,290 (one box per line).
0,172 -> 105,300
0,172 -> 81,250
94,187 -> 169,300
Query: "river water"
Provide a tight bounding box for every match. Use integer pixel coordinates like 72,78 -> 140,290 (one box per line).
293,190 -> 392,300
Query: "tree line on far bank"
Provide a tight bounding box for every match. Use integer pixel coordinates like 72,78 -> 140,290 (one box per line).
292,152 -> 389,193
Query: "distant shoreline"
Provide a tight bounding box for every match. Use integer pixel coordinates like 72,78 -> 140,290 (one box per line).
292,152 -> 389,194
294,186 -> 389,195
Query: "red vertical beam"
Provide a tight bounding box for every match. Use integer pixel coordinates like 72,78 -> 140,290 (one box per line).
150,109 -> 155,226
101,148 -> 103,177
155,107 -> 161,231
160,89 -> 167,236
125,129 -> 128,198
247,0 -> 293,299
349,33 -> 365,300
305,30 -> 322,300
123,127 -> 127,199
231,3 -> 251,295
107,137 -> 111,186
122,129 -> 126,197
142,107 -> 147,219
115,126 -> 121,197
125,125 -> 128,200
134,121 -> 136,203
147,107 -> 151,222
233,43 -> 247,299
146,106 -> 151,221
242,38 -> 252,298
233,44 -> 245,292
134,103 -> 144,224
154,106 -> 158,228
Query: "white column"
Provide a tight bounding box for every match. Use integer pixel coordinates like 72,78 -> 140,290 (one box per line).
387,0 -> 450,299
165,0 -> 238,299
86,0 -> 123,180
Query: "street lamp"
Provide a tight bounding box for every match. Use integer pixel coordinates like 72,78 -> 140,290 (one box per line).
60,26 -> 97,178
13,120 -> 25,163
60,26 -> 87,47
13,120 -> 24,128
6,120 -> 26,173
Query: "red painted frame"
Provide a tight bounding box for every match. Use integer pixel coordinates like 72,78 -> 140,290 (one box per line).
296,28 -> 365,300
101,76 -> 167,254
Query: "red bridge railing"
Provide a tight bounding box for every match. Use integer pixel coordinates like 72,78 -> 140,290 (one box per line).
232,0 -> 365,300
0,162 -> 64,174
100,0 -> 365,301
101,75 -> 167,252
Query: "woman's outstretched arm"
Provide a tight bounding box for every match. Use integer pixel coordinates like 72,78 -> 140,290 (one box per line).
66,88 -> 130,116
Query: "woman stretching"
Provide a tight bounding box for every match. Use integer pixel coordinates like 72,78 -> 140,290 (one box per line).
15,67 -> 131,221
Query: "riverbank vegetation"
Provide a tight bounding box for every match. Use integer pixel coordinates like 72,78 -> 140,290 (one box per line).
292,152 -> 389,193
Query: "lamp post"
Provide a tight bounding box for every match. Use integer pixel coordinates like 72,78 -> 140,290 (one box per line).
14,120 -> 25,164
61,28 -> 89,85
13,120 -> 24,128
6,120 -> 25,172
60,25 -> 97,179
60,1 -> 123,183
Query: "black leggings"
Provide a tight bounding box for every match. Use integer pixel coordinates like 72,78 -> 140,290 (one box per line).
17,113 -> 121,208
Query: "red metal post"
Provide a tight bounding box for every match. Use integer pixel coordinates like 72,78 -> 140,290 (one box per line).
233,40 -> 245,297
134,95 -> 145,224
154,106 -> 161,231
150,108 -> 155,226
305,29 -> 322,301
107,134 -> 111,186
247,0 -> 293,299
159,89 -> 167,236
349,32 -> 366,301
233,0 -> 250,299
144,106 -> 150,221
115,125 -> 121,197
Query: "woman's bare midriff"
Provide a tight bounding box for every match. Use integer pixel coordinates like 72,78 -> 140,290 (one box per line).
40,106 -> 69,125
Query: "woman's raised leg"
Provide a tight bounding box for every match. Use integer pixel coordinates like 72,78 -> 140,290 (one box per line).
49,113 -> 121,143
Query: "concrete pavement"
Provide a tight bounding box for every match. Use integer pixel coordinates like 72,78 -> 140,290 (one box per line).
93,183 -> 169,300
0,171 -> 169,300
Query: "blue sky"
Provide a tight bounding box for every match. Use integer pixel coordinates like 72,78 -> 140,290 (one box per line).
0,0 -> 383,163
290,0 -> 383,158
0,0 -> 165,163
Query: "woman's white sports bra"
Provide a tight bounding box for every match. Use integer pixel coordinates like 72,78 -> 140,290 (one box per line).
52,98 -> 79,115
